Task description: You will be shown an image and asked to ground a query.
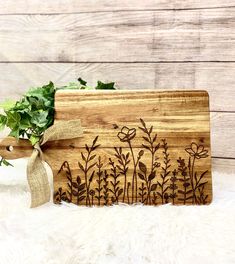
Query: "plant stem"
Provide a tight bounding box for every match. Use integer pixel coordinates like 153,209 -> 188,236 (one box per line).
127,182 -> 131,204
128,140 -> 137,203
67,165 -> 73,203
84,150 -> 91,206
190,156 -> 196,204
123,171 -> 127,203
147,143 -> 155,205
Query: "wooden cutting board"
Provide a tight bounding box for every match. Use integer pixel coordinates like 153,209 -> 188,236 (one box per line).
0,90 -> 212,206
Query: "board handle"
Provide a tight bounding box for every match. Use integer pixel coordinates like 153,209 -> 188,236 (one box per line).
0,137 -> 33,160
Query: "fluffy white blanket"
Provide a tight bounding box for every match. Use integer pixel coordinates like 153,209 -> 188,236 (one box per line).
0,159 -> 234,264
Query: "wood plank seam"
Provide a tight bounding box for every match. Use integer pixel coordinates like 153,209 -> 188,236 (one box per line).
1,4 -> 235,15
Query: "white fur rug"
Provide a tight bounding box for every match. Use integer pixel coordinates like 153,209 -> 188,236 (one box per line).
0,159 -> 235,264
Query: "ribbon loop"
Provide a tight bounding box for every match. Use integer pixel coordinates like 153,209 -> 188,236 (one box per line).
27,119 -> 83,208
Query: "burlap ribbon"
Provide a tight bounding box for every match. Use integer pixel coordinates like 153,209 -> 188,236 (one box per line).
27,119 -> 83,208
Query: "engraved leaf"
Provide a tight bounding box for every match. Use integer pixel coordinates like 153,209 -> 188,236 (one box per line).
66,172 -> 72,181
199,170 -> 208,180
81,152 -> 86,161
148,171 -> 156,181
138,173 -> 145,181
139,161 -> 147,174
183,182 -> 190,188
92,136 -> 98,146
72,182 -> 78,188
138,126 -> 145,133
78,183 -> 86,192
77,176 -> 81,185
85,144 -> 89,152
93,144 -> 101,150
109,188 -> 115,194
78,196 -> 86,202
197,181 -> 208,189
154,143 -> 160,152
153,133 -> 158,143
89,171 -> 95,182
114,154 -> 120,160
118,189 -> 123,197
78,162 -> 85,172
185,196 -> 193,200
143,136 -> 151,143
186,189 -> 193,194
150,184 -> 158,192
116,165 -> 122,171
87,162 -> 96,171
89,155 -> 96,161
140,118 -> 146,128
72,190 -> 78,196
79,190 -> 86,196
142,144 -> 151,151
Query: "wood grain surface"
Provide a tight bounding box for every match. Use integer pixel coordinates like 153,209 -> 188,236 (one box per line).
46,90 -> 212,206
1,9 -> 235,62
0,0 -> 234,14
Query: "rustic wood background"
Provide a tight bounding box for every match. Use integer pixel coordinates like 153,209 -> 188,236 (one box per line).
0,1 -> 234,173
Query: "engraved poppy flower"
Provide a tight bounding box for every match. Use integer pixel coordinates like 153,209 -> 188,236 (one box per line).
185,143 -> 208,159
117,126 -> 136,142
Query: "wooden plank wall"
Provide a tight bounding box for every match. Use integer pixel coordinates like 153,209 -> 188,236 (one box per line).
0,1 -> 234,173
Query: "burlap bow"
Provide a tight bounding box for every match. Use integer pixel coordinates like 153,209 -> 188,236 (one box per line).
27,119 -> 83,208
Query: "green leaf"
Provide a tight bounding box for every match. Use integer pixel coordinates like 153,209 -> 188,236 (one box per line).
8,127 -> 20,138
0,99 -> 16,110
42,81 -> 54,95
26,87 -> 44,99
96,81 -> 116,90
0,114 -> 7,131
6,111 -> 21,129
2,159 -> 13,167
19,115 -> 31,129
29,135 -> 40,146
26,82 -> 55,104
78,77 -> 87,86
30,110 -> 49,128
0,158 -> 13,167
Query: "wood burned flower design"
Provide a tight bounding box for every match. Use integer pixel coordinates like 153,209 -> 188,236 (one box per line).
117,125 -> 138,203
185,142 -> 208,159
117,127 -> 136,142
54,119 -> 210,206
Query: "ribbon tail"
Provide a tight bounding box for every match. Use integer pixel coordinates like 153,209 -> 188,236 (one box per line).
27,149 -> 50,208
26,119 -> 83,208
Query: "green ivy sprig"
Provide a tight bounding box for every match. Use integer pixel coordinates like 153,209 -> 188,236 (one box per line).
0,78 -> 116,166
